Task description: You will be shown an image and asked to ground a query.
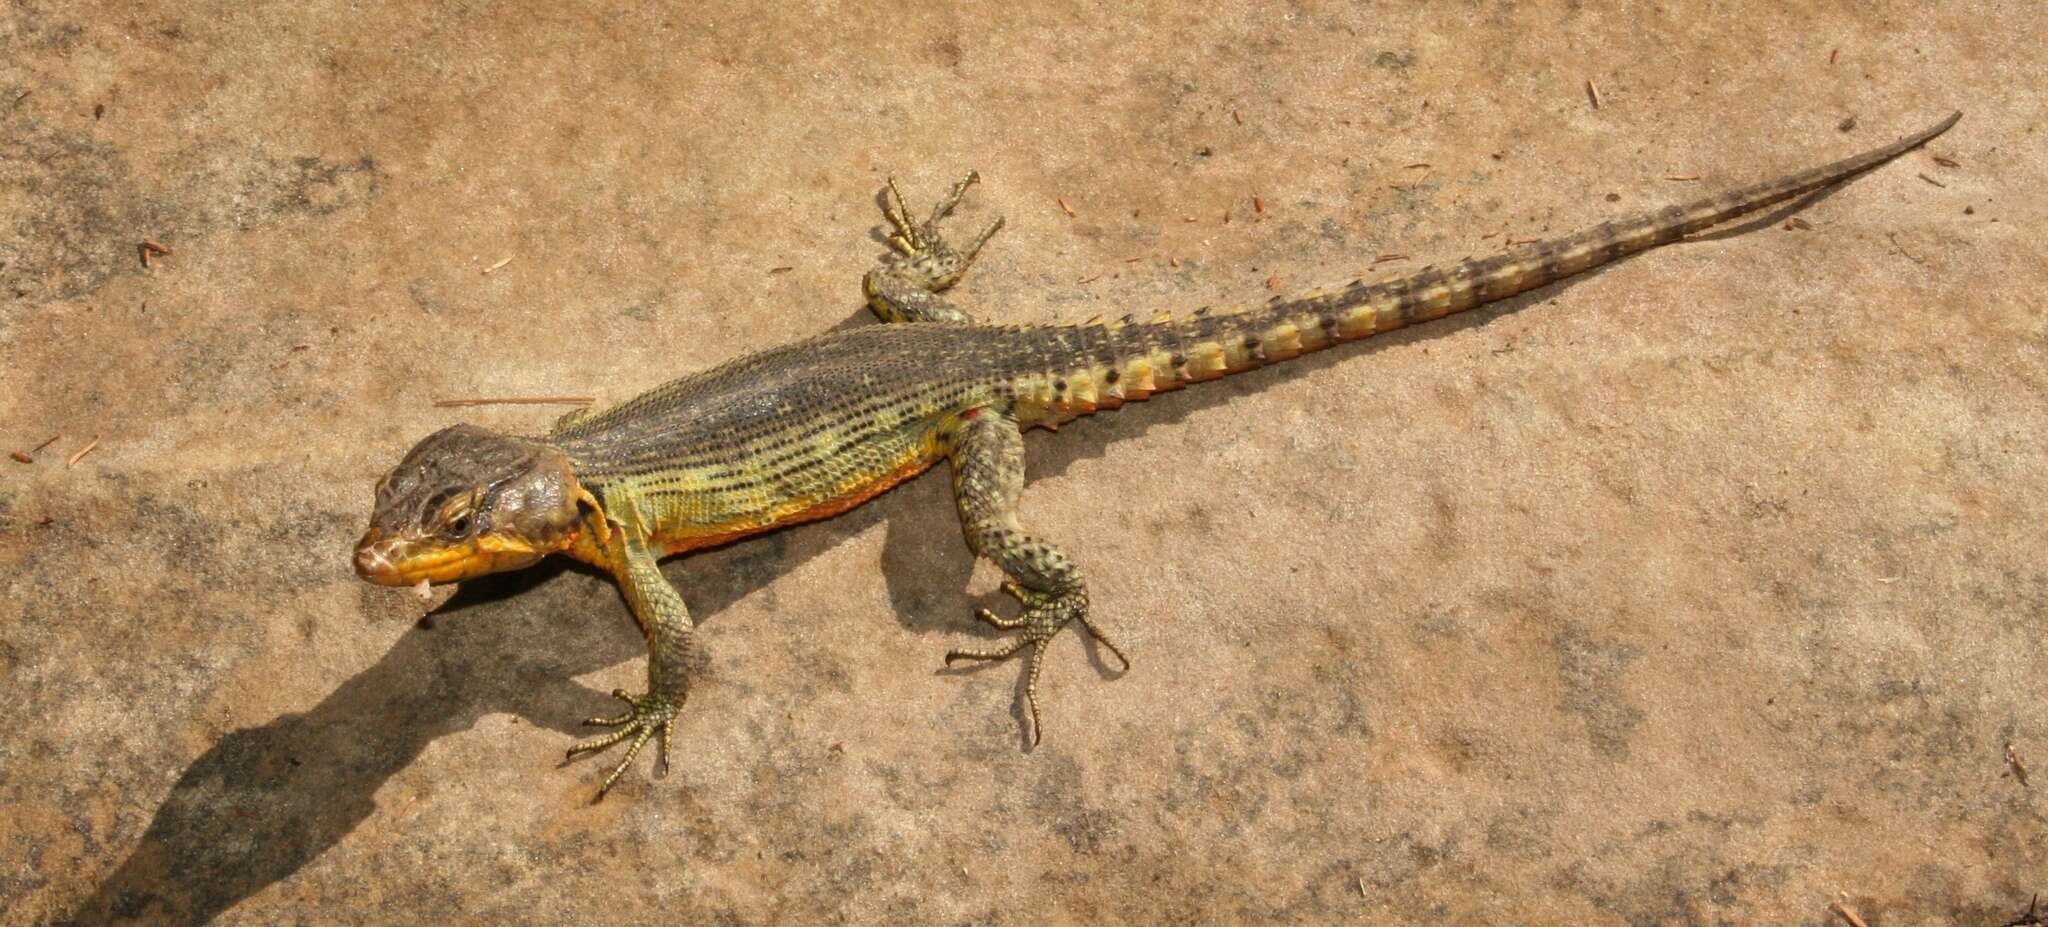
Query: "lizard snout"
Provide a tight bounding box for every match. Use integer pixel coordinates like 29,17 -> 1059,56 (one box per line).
353,530 -> 405,585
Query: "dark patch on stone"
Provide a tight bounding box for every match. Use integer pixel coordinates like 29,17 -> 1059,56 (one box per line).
1372,49 -> 1418,71
0,106 -> 382,306
1553,622 -> 1643,758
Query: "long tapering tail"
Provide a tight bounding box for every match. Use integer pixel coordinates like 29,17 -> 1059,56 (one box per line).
1009,112 -> 1959,425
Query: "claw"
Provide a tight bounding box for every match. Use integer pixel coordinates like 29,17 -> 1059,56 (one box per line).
593,723 -> 656,802
928,171 -> 981,225
945,635 -> 1030,665
943,583 -> 1129,747
965,216 -> 1006,261
878,172 -> 1000,264
883,177 -> 920,252
566,688 -> 682,801
1080,614 -> 1132,671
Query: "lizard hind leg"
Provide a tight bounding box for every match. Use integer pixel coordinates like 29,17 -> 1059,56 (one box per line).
863,172 -> 1005,323
941,405 -> 1130,746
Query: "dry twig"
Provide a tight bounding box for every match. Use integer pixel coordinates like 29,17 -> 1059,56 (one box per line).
66,435 -> 101,468
139,239 -> 172,268
1831,900 -> 1869,927
432,396 -> 593,408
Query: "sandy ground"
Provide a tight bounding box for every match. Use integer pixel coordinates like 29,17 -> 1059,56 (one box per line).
3,1 -> 2045,924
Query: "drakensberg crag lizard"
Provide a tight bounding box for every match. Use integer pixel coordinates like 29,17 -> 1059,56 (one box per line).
355,113 -> 1959,798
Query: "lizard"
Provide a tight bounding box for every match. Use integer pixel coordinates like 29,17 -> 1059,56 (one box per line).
354,112 -> 1959,799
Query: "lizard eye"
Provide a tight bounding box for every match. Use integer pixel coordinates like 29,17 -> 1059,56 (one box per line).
441,511 -> 473,539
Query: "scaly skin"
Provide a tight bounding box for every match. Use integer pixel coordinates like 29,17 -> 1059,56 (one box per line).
355,112 -> 1959,799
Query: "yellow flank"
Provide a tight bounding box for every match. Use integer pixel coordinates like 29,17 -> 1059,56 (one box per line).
640,427 -> 948,555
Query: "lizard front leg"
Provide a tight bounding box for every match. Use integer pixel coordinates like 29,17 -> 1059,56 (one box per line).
567,532 -> 695,800
862,172 -> 1004,323
942,405 -> 1129,745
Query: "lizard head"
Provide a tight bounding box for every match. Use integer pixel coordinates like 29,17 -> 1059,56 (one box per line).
354,424 -> 596,586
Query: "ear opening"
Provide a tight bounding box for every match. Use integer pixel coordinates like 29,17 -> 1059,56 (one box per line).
572,483 -> 613,546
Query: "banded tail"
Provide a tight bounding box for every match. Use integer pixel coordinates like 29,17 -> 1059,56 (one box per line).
1008,112 -> 1960,426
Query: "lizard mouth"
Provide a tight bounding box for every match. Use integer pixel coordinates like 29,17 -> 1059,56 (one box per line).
354,530 -> 544,585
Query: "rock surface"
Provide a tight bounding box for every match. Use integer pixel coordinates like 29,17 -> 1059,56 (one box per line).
2,2 -> 2042,924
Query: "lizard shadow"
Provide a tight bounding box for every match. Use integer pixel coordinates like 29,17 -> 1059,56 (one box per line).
71,186 -> 1835,925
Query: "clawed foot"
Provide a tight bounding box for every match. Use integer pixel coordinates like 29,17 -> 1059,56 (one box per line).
880,171 -> 1005,291
566,688 -> 682,802
943,581 -> 1129,746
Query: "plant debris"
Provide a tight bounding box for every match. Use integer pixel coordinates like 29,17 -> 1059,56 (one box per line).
66,435 -> 101,468
432,396 -> 594,407
139,238 -> 172,268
